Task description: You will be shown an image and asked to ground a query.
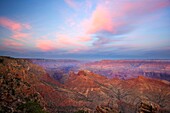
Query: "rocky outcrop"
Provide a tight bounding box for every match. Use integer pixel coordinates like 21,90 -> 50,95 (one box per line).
95,105 -> 118,113
0,56 -> 47,113
137,100 -> 160,113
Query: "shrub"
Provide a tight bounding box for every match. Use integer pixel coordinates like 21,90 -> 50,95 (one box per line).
17,101 -> 46,113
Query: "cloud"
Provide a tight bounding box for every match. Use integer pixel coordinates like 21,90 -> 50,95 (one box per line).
55,34 -> 92,53
0,17 -> 31,42
83,0 -> 170,35
93,36 -> 113,47
121,0 -> 170,16
35,33 -> 92,52
83,5 -> 114,34
36,39 -> 56,51
2,39 -> 23,47
0,17 -> 32,50
76,35 -> 92,42
12,32 -> 31,40
0,17 -> 30,32
56,34 -> 90,49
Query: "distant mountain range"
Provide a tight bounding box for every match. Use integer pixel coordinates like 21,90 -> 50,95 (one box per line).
0,56 -> 170,113
81,60 -> 170,81
31,59 -> 170,82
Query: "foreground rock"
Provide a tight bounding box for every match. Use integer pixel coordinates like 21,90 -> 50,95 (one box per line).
0,56 -> 47,113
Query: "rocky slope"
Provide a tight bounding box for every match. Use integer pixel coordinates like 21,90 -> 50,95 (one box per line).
1,56 -> 170,113
0,56 -> 47,113
0,56 -> 87,113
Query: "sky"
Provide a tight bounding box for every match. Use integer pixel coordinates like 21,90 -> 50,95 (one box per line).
0,0 -> 170,59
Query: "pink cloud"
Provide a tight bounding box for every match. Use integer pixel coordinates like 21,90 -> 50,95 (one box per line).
83,5 -> 114,34
3,39 -> 23,47
0,17 -> 32,43
77,35 -> 92,42
36,40 -> 55,51
121,1 -> 170,16
55,34 -> 92,53
12,32 -> 30,40
0,17 -> 31,31
35,33 -> 92,52
56,34 -> 85,47
83,0 -> 170,34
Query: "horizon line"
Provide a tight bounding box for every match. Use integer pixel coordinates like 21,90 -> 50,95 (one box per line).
1,55 -> 170,61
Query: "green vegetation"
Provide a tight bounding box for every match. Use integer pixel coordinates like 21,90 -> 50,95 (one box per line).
17,101 -> 46,113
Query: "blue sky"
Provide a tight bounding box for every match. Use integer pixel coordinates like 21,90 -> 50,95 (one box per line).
0,0 -> 170,59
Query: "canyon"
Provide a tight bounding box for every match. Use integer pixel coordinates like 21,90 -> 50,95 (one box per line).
32,59 -> 170,82
0,56 -> 170,113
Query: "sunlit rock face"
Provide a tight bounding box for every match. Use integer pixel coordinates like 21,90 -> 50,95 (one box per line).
1,57 -> 170,113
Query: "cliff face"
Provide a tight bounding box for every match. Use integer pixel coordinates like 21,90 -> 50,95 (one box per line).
80,60 -> 170,81
65,70 -> 170,113
0,56 -> 72,113
32,59 -> 170,82
0,56 -> 47,113
1,56 -> 170,113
